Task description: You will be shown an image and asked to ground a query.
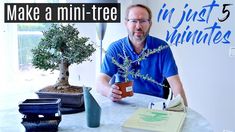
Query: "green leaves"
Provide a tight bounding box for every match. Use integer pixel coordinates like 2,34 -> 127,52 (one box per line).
31,24 -> 96,71
110,42 -> 170,87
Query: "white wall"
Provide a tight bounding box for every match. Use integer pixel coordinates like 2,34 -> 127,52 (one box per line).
101,0 -> 235,131
0,20 -> 19,87
148,0 -> 235,131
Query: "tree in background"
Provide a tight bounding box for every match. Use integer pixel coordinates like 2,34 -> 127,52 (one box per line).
32,24 -> 96,90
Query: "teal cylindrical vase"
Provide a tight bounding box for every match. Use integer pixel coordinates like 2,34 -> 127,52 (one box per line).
83,87 -> 101,128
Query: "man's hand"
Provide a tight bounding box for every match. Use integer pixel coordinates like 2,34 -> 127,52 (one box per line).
108,84 -> 122,102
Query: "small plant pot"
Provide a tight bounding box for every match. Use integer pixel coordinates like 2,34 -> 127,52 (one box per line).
115,81 -> 134,98
19,98 -> 61,115
18,98 -> 62,131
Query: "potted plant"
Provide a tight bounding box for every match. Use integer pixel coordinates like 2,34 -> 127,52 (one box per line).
109,42 -> 170,98
31,24 -> 95,108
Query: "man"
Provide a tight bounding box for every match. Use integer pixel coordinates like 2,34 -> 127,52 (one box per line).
96,4 -> 188,106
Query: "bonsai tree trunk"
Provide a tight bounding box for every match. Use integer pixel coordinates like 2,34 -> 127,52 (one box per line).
54,59 -> 70,89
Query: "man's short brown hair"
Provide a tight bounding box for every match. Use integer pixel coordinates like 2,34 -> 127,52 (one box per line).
125,4 -> 152,20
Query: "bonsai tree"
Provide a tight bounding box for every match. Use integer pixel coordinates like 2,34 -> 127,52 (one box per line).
110,42 -> 170,87
31,24 -> 96,91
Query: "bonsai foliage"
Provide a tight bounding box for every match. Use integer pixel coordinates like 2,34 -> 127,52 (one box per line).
32,24 -> 96,89
111,42 -> 170,87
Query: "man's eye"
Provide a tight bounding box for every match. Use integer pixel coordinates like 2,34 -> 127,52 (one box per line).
130,20 -> 137,23
140,20 -> 147,23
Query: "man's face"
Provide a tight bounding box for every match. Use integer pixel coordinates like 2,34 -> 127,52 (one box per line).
125,7 -> 152,44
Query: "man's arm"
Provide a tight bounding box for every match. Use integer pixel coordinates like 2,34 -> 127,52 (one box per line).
96,73 -> 122,101
167,75 -> 188,106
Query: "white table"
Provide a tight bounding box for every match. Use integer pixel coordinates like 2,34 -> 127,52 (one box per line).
59,92 -> 214,132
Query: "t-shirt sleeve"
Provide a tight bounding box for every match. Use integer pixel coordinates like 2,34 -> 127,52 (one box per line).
100,44 -> 118,77
161,46 -> 178,78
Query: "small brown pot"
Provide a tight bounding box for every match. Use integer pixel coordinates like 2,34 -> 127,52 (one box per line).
115,81 -> 134,98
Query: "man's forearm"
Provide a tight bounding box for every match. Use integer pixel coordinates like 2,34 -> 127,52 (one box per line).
167,75 -> 188,106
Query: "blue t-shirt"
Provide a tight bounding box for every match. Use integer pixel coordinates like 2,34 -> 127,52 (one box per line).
101,35 -> 178,98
